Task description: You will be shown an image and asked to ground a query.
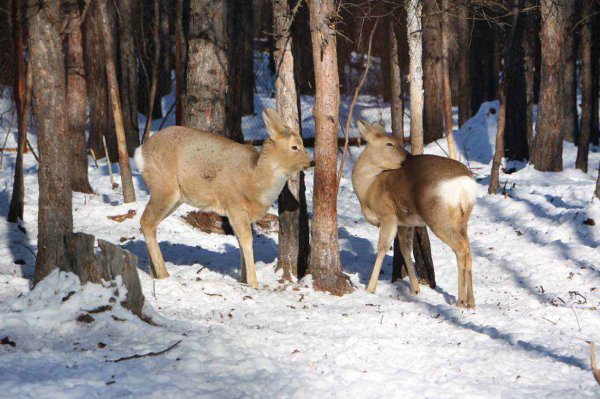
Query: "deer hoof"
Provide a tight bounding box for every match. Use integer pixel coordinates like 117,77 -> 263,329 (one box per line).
366,285 -> 376,294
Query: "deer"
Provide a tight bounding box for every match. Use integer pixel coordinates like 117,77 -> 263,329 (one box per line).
351,120 -> 478,308
135,109 -> 313,289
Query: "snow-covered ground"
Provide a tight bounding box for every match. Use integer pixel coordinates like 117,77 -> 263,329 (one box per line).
1,69 -> 600,397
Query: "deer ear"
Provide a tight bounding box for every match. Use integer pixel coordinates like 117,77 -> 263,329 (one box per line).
357,119 -> 375,142
262,108 -> 289,139
372,122 -> 387,134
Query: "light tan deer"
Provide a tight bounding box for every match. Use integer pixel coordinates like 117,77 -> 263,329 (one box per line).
351,120 -> 478,308
135,109 -> 313,288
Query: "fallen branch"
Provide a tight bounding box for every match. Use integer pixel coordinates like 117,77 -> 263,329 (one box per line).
337,19 -> 378,190
591,342 -> 600,385
109,340 -> 182,363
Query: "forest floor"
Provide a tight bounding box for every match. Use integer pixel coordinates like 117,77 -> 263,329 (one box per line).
1,76 -> 600,396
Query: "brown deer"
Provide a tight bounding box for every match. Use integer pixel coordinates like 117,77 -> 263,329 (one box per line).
351,120 -> 478,308
135,109 -> 313,288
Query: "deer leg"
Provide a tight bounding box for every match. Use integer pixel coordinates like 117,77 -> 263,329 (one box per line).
397,226 -> 420,295
229,214 -> 258,289
463,232 -> 475,308
141,192 -> 181,279
236,236 -> 247,284
366,218 -> 397,293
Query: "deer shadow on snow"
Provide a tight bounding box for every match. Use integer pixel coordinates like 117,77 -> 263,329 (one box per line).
122,232 -> 279,280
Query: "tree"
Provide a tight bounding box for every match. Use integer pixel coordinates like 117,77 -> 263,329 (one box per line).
530,0 -> 569,172
175,0 -> 187,126
241,0 -> 255,115
273,0 -> 310,280
575,0 -> 593,172
456,3 -> 471,127
28,0 -> 73,284
116,0 -> 140,154
66,0 -> 93,194
186,0 -> 242,141
504,1 -> 528,161
440,0 -> 456,159
561,0 -> 578,143
422,0 -> 444,144
523,0 -> 538,148
490,0 -> 521,194
8,0 -> 30,222
389,15 -> 404,146
141,0 -> 160,143
98,0 -> 136,203
307,0 -> 351,295
85,0 -> 117,161
392,0 -> 436,289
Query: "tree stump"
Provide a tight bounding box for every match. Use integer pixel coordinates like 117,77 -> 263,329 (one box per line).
63,232 -> 144,318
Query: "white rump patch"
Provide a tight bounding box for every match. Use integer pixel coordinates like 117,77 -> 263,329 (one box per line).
436,176 -> 478,210
134,146 -> 144,173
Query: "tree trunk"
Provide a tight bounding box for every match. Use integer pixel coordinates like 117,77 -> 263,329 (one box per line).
8,0 -> 29,222
98,0 -> 136,203
523,0 -> 537,150
292,2 -> 314,95
389,16 -> 404,146
422,0 -> 444,144
85,0 -> 117,161
158,0 -> 172,101
116,0 -> 140,154
242,0 -> 255,115
576,0 -> 593,172
142,0 -> 161,143
273,0 -> 309,280
307,0 -> 351,295
591,3 -> 600,145
595,162 -> 600,200
490,1 -> 522,194
175,0 -> 187,125
440,0 -> 456,159
66,1 -> 94,194
457,3 -> 471,127
186,0 -> 242,141
28,0 -> 73,284
392,0 -> 436,289
228,0 -> 244,140
531,0 -> 569,172
562,0 -> 578,144
504,3 -> 528,162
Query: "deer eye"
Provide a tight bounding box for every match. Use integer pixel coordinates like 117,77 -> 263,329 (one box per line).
291,145 -> 299,151
386,142 -> 394,147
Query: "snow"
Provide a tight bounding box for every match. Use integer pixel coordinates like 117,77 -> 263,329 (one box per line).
1,57 -> 600,397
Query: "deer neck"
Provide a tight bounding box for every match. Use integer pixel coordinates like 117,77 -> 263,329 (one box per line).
253,142 -> 290,207
352,154 -> 385,205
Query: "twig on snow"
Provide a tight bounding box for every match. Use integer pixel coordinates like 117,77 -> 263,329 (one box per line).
109,340 -> 182,363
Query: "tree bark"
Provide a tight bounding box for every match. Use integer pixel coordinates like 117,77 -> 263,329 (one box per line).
85,0 -> 117,161
531,0 -> 569,172
504,2 -> 528,162
523,0 -> 537,150
66,1 -> 94,194
389,16 -> 404,146
273,0 -> 309,280
307,0 -> 351,295
457,3 -> 471,127
292,1 -> 314,95
422,0 -> 444,144
229,0 -> 244,140
98,0 -> 136,203
175,0 -> 187,125
562,0 -> 578,143
440,0 -> 456,159
142,0 -> 161,143
186,0 -> 242,141
591,3 -> 599,145
392,0 -> 436,289
116,0 -> 140,154
8,0 -> 29,222
28,0 -> 73,284
576,0 -> 593,172
242,0 -> 255,115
